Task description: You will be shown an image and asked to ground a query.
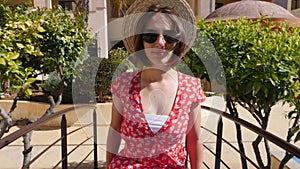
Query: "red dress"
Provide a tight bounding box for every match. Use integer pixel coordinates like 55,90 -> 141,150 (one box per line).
109,71 -> 205,169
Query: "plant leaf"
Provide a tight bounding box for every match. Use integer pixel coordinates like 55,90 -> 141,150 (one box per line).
7,52 -> 19,60
16,43 -> 25,49
0,58 -> 6,65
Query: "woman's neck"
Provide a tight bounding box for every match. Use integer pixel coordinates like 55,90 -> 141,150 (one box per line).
141,67 -> 177,84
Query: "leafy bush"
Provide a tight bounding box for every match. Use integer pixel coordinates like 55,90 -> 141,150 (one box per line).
0,4 -> 91,99
42,71 -> 73,103
185,17 -> 300,167
71,47 -> 135,103
95,47 -> 133,102
187,17 -> 300,122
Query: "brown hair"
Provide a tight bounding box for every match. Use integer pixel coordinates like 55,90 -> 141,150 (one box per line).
132,4 -> 188,67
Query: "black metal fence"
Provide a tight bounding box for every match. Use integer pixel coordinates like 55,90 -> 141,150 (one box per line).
199,105 -> 300,169
0,105 -> 98,169
0,104 -> 300,168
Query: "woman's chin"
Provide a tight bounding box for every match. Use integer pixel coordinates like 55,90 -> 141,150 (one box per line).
149,55 -> 171,64
147,64 -> 171,71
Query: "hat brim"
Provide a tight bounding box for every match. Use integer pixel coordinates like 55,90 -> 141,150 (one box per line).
122,0 -> 196,54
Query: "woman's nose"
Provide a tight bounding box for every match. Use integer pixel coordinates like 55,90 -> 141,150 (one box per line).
154,35 -> 166,48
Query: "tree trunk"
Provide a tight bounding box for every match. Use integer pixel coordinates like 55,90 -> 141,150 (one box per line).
226,95 -> 248,168
22,131 -> 33,169
252,111 -> 272,169
0,108 -> 13,138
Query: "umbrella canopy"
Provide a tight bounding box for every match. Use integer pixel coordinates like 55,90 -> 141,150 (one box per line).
205,0 -> 297,22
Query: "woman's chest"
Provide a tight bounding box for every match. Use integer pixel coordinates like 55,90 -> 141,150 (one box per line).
140,82 -> 178,116
120,96 -> 190,139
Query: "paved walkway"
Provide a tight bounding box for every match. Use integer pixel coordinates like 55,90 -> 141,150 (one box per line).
0,99 -> 300,169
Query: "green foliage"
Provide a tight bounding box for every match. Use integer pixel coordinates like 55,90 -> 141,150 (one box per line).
43,71 -> 74,103
0,4 -> 91,98
186,17 -> 300,141
43,71 -> 62,97
95,47 -> 134,102
72,47 -> 135,103
285,78 -> 300,143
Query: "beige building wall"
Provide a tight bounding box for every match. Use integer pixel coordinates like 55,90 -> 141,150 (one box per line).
34,0 -> 52,8
187,0 -> 216,19
88,0 -> 108,58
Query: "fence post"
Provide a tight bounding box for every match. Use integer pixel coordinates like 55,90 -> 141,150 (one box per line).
93,109 -> 98,169
215,117 -> 223,169
61,114 -> 68,169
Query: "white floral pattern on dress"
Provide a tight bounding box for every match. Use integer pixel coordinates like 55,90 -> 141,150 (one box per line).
109,71 -> 205,169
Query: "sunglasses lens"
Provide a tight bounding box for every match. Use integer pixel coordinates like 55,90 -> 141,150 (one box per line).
164,31 -> 180,43
164,35 -> 178,44
142,33 -> 159,43
142,32 -> 179,44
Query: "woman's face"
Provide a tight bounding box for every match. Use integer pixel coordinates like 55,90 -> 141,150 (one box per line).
142,13 -> 178,68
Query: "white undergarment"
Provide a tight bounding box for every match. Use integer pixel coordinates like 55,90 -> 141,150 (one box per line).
145,114 -> 169,133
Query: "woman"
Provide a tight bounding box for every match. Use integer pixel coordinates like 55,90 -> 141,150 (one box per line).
106,0 -> 205,168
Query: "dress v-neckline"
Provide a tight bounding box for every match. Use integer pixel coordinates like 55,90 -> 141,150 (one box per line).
136,70 -> 181,134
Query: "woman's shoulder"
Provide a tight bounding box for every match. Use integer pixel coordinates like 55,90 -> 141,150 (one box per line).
111,70 -> 141,95
113,71 -> 140,83
178,71 -> 201,83
113,70 -> 141,81
178,71 -> 206,103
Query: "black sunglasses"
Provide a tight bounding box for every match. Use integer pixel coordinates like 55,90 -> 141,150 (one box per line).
141,31 -> 180,44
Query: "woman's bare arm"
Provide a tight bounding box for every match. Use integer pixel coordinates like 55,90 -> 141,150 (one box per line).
186,104 -> 202,169
106,96 -> 123,168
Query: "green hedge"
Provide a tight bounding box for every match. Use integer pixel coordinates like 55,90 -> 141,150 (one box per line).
185,17 -> 300,142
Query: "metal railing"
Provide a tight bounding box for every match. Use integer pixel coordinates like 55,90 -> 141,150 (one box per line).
0,105 -> 98,169
1,103 -> 300,168
199,105 -> 300,169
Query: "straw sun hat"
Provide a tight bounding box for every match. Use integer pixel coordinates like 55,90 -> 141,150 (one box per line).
122,0 -> 196,54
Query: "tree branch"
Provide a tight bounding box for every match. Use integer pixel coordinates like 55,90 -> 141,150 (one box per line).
279,114 -> 299,168
0,108 -> 13,138
42,66 -> 66,117
252,108 -> 272,169
226,95 -> 248,168
22,131 -> 33,169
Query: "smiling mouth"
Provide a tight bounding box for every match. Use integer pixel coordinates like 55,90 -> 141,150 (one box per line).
151,50 -> 167,57
152,52 -> 165,55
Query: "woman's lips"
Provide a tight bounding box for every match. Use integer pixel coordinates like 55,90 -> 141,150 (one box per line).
151,50 -> 167,57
